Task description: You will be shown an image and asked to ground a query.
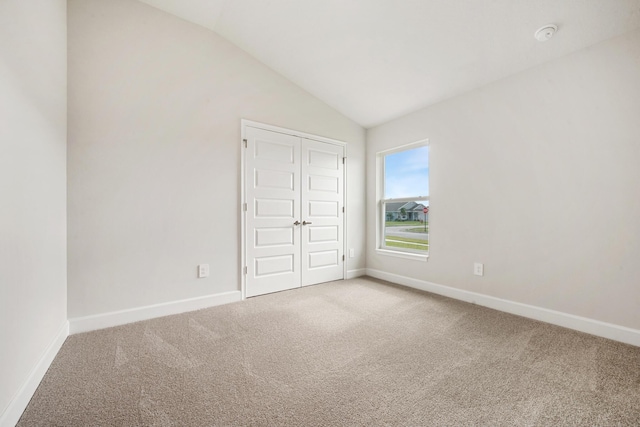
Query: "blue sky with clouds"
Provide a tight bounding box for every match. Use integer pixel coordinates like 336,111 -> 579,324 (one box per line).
384,146 -> 429,199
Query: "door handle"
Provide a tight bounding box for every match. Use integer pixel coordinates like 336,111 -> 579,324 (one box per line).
293,220 -> 301,226
303,221 -> 312,225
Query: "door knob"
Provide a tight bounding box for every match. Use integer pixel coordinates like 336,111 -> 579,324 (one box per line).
293,220 -> 301,226
302,221 -> 312,225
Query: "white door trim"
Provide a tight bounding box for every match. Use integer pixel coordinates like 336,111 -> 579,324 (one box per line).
240,120 -> 347,299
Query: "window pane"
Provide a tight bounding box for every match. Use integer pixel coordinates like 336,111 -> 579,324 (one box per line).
384,146 -> 429,199
384,201 -> 429,252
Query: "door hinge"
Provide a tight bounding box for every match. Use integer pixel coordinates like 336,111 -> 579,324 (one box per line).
342,254 -> 345,261
342,206 -> 345,213
244,266 -> 248,275
342,157 -> 346,164
243,139 -> 247,148
243,202 -> 247,212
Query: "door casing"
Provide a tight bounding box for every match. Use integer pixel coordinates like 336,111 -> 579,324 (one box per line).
240,119 -> 347,299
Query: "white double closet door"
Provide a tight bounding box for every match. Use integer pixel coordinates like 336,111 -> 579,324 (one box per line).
244,126 -> 345,298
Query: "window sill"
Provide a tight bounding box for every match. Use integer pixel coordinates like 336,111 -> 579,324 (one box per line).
376,248 -> 429,262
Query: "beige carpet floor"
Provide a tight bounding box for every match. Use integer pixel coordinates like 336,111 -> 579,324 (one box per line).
18,277 -> 640,426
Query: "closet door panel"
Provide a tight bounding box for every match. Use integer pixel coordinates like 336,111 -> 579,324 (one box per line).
301,139 -> 344,286
245,127 -> 301,297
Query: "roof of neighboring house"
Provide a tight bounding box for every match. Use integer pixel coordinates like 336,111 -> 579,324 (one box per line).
384,201 -> 428,213
385,202 -> 407,213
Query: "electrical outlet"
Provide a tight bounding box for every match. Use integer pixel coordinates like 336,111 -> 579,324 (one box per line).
349,248 -> 355,258
198,264 -> 210,278
474,263 -> 484,276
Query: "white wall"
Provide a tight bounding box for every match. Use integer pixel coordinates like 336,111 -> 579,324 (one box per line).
67,0 -> 365,318
0,0 -> 68,420
367,29 -> 640,331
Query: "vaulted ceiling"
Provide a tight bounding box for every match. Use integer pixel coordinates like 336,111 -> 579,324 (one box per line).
138,0 -> 640,127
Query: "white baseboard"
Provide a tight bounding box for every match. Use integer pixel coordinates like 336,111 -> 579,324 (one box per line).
366,268 -> 640,347
69,291 -> 242,335
0,321 -> 69,427
346,268 -> 366,279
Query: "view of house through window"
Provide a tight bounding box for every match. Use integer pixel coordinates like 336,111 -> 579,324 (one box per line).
381,144 -> 429,254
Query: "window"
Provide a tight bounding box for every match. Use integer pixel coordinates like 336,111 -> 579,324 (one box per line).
378,142 -> 429,258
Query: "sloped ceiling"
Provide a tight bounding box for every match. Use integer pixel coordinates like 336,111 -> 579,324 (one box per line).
138,0 -> 640,127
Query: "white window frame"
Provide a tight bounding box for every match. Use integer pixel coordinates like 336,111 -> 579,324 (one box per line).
376,139 -> 429,261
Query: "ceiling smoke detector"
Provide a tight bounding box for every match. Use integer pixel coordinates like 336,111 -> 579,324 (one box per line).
534,24 -> 557,42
